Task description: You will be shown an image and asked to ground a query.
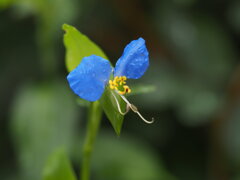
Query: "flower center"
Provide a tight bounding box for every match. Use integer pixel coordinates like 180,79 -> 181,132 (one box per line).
109,76 -> 131,95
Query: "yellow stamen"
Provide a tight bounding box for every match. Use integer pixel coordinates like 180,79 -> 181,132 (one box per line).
108,76 -> 131,95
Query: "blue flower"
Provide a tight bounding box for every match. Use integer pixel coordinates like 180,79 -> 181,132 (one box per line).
67,37 -> 149,102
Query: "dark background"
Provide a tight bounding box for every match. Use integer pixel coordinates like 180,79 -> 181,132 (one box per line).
1,0 -> 240,180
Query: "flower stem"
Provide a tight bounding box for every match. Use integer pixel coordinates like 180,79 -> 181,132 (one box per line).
81,101 -> 102,180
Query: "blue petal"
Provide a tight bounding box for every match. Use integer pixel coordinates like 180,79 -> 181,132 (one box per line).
114,37 -> 149,79
67,55 -> 112,101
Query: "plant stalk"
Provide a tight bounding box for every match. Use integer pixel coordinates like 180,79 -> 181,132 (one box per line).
81,101 -> 102,180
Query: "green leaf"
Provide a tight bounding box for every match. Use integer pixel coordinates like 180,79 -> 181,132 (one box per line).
100,87 -> 126,136
42,149 -> 77,180
63,24 -> 108,72
62,24 -> 125,135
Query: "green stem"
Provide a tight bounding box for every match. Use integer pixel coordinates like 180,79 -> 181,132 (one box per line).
81,101 -> 102,180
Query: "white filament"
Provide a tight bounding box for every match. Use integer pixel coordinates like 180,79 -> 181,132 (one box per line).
111,91 -> 155,124
111,91 -> 129,115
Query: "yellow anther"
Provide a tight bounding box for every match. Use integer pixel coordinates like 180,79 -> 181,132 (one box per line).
118,86 -> 131,95
124,85 -> 131,94
108,76 -> 131,95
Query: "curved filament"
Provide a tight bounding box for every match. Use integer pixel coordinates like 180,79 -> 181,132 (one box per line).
111,91 -> 130,115
118,92 -> 155,124
135,110 -> 155,124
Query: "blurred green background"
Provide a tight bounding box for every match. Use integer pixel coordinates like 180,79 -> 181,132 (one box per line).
1,0 -> 240,179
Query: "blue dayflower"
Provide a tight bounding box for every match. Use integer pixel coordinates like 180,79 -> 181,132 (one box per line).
67,37 -> 149,102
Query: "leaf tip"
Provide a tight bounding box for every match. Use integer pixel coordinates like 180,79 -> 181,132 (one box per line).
115,127 -> 121,136
62,24 -> 69,31
62,24 -> 75,33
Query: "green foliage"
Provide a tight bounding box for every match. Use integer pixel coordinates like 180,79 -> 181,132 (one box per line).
10,81 -> 79,180
63,24 -> 125,135
63,24 -> 108,72
100,87 -> 125,136
42,149 -> 76,180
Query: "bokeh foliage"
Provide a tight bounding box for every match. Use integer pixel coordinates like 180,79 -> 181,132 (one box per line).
1,0 -> 240,180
